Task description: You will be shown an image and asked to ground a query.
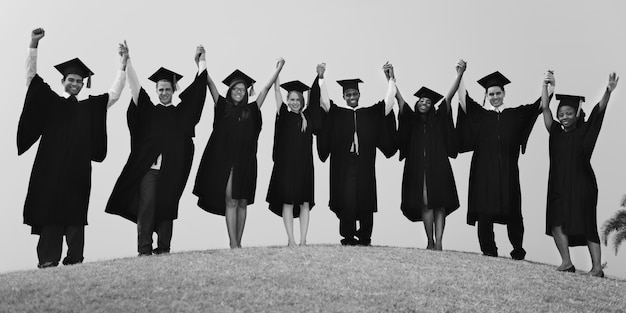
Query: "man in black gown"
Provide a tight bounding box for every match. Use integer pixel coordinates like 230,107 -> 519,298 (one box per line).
311,63 -> 397,246
18,28 -> 127,268
106,44 -> 207,256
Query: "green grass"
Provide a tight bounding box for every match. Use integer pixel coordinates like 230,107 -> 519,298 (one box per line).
1,245 -> 624,312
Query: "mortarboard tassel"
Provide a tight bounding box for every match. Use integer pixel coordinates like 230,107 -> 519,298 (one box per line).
87,75 -> 92,88
248,83 -> 256,97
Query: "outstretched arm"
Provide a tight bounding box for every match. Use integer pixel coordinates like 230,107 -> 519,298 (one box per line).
383,63 -> 404,114
541,70 -> 555,131
106,41 -> 129,109
124,41 -> 141,106
599,72 -> 619,112
256,58 -> 285,108
444,59 -> 467,110
194,45 -> 207,78
381,62 -> 397,116
203,49 -> 219,104
274,73 -> 283,112
317,63 -> 330,112
26,28 -> 45,87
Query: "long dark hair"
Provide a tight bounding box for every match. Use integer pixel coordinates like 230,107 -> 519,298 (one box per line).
226,80 -> 249,105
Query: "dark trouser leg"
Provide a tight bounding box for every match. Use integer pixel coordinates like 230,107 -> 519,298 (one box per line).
62,225 -> 84,265
340,159 -> 358,245
356,212 -> 373,246
155,220 -> 173,254
339,211 -> 357,245
37,225 -> 63,268
477,215 -> 498,257
137,169 -> 159,255
507,215 -> 526,260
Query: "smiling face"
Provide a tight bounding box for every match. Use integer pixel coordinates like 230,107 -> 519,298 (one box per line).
343,88 -> 360,108
61,73 -> 84,96
557,105 -> 578,131
229,82 -> 247,104
486,86 -> 505,108
156,80 -> 174,105
416,97 -> 432,114
287,91 -> 304,113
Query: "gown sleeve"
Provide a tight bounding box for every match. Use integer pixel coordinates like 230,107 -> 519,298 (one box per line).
397,105 -> 414,161
515,97 -> 542,154
437,99 -> 459,158
455,92 -> 483,153
376,101 -> 398,158
17,75 -> 57,155
580,103 -> 606,158
310,76 -> 331,162
89,93 -> 110,162
175,69 -> 208,137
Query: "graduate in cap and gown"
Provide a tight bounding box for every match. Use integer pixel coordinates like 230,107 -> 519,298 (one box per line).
540,72 -> 619,277
105,43 -> 208,256
194,58 -> 285,248
456,69 -> 551,260
311,63 -> 397,246
18,28 -> 127,268
266,76 -> 324,247
394,60 -> 466,250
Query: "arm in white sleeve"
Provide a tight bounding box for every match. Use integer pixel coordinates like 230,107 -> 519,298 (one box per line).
25,48 -> 37,87
106,68 -> 127,109
197,60 -> 207,75
319,78 -> 330,112
457,78 -> 467,113
126,58 -> 141,105
384,79 -> 397,115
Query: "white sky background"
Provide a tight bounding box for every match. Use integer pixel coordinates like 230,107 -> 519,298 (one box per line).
1,0 -> 625,279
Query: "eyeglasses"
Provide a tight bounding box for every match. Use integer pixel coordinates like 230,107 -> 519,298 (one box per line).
232,88 -> 247,94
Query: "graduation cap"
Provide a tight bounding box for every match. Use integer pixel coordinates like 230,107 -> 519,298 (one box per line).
477,71 -> 511,90
223,69 -> 256,96
280,80 -> 310,93
556,94 -> 585,111
337,79 -> 363,92
149,67 -> 183,90
414,86 -> 443,104
54,58 -> 94,88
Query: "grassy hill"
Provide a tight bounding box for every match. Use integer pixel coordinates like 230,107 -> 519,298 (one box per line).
1,245 -> 624,312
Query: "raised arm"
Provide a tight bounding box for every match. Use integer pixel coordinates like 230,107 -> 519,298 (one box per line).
124,41 -> 141,106
541,70 -> 555,131
444,59 -> 467,110
599,72 -> 619,112
317,63 -> 330,112
256,58 -> 285,108
204,50 -> 219,104
26,28 -> 45,87
105,41 -> 129,109
194,45 -> 208,78
381,62 -> 397,116
383,63 -> 403,115
274,73 -> 283,112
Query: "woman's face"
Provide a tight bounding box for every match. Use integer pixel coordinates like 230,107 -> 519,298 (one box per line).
230,82 -> 247,103
416,97 -> 432,113
287,91 -> 304,113
557,105 -> 577,131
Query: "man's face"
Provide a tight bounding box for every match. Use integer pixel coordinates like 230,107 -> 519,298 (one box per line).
62,73 -> 84,96
416,97 -> 432,113
343,88 -> 360,108
156,80 -> 174,105
486,86 -> 505,108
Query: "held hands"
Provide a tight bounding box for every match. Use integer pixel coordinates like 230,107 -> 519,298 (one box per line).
382,61 -> 395,81
456,59 -> 467,75
118,40 -> 129,65
194,45 -> 206,66
317,63 -> 326,78
607,72 -> 619,92
276,57 -> 285,69
543,70 -> 555,87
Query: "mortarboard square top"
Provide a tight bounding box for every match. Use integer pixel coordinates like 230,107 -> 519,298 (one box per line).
414,86 -> 443,104
337,79 -> 363,92
556,94 -> 585,110
54,58 -> 94,78
222,69 -> 255,88
477,71 -> 511,90
148,67 -> 183,85
281,80 -> 310,93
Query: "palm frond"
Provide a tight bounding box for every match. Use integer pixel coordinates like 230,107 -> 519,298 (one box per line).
600,209 -> 626,245
611,227 -> 626,255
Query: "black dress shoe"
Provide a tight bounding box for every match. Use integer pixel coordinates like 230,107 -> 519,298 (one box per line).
37,261 -> 59,269
62,257 -> 84,266
510,249 -> 526,261
138,251 -> 152,257
557,265 -> 576,273
153,247 -> 170,255
482,251 -> 498,257
357,239 -> 371,246
340,238 -> 359,246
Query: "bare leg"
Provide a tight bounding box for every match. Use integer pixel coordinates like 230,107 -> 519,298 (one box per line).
299,202 -> 310,246
434,208 -> 446,251
235,200 -> 247,248
587,241 -> 603,276
225,172 -> 238,249
551,226 -> 573,270
282,204 -> 296,247
422,207 -> 435,250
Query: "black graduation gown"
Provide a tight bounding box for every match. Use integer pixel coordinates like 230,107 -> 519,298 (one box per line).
17,75 -> 108,233
106,70 -> 208,223
266,102 -> 324,217
193,97 -> 262,216
398,101 -> 459,222
545,104 -> 605,246
456,93 -> 540,225
313,78 -> 398,218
